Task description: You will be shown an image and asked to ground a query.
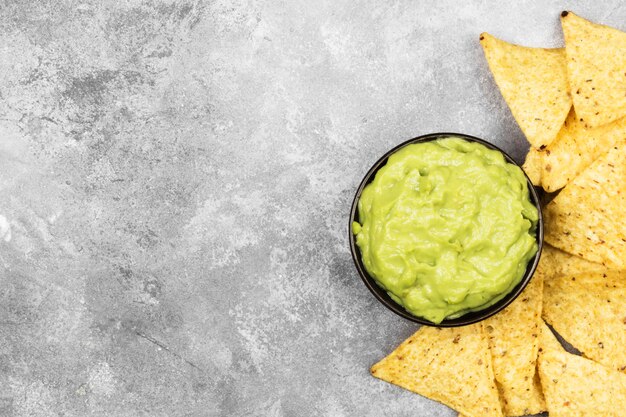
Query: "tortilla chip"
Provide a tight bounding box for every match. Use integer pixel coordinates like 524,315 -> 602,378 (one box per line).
522,147 -> 543,186
539,244 -> 605,281
544,140 -> 626,268
371,324 -> 503,417
538,346 -> 626,416
561,11 -> 626,128
480,33 -> 571,148
543,270 -> 626,372
539,108 -> 626,192
539,321 -> 565,353
483,272 -> 545,416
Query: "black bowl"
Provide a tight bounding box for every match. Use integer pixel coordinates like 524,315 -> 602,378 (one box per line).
349,132 -> 544,327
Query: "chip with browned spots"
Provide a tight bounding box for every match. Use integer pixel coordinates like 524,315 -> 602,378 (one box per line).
480,33 -> 571,148
537,109 -> 626,192
538,340 -> 626,416
539,244 -> 605,281
544,140 -> 626,268
371,325 -> 503,417
561,11 -> 626,128
543,269 -> 626,373
481,269 -> 545,416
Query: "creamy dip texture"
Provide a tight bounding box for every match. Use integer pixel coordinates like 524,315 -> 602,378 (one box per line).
353,137 -> 538,323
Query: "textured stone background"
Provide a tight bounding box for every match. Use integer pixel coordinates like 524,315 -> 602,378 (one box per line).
0,1 -> 623,416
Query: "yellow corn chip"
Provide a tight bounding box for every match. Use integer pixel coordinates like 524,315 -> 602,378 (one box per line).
539,244 -> 605,281
544,140 -> 626,268
480,33 -> 571,148
539,108 -> 626,192
522,147 -> 543,186
561,11 -> 626,128
539,321 -> 565,354
371,324 -> 503,417
538,346 -> 626,416
483,272 -> 545,416
543,270 -> 626,372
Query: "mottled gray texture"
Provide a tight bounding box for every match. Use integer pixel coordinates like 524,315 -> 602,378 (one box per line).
0,1 -> 623,416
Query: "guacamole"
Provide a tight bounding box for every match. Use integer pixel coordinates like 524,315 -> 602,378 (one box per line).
353,137 -> 538,324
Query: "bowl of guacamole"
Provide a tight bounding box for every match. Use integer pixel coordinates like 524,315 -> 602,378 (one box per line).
349,133 -> 543,326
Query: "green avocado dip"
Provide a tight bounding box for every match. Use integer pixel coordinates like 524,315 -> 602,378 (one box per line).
353,137 -> 538,324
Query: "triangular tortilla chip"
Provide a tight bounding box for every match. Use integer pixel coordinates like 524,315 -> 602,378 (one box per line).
543,270 -> 626,372
544,140 -> 626,268
483,272 -> 545,416
561,11 -> 626,128
522,147 -> 543,186
539,108 -> 626,192
540,244 -> 605,281
538,346 -> 626,416
480,33 -> 571,148
371,324 -> 503,417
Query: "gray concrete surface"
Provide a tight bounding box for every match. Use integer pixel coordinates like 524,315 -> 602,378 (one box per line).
0,1 -> 622,416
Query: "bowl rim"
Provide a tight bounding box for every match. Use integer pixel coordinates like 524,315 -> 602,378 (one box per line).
348,132 -> 544,327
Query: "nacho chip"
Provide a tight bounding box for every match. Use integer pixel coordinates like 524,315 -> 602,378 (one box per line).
371,324 -> 503,417
538,347 -> 626,416
539,244 -> 605,281
522,147 -> 543,186
544,140 -> 626,268
480,33 -> 571,148
561,11 -> 626,128
543,270 -> 626,372
540,108 -> 626,192
539,321 -> 565,353
483,271 -> 545,416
